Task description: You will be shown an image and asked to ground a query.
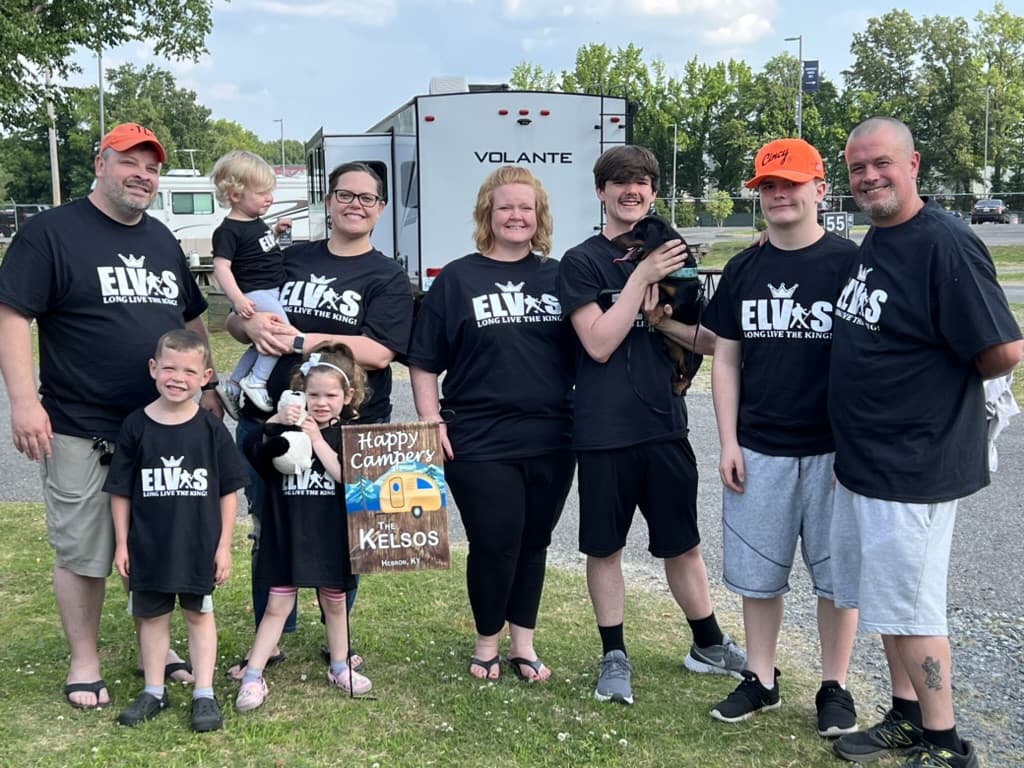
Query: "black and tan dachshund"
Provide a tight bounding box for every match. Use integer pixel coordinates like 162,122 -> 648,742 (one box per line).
611,215 -> 706,395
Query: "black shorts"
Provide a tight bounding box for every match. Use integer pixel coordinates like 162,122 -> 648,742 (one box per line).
577,438 -> 700,558
131,590 -> 210,619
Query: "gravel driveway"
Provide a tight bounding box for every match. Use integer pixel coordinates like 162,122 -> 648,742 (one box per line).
2,375 -> 1021,764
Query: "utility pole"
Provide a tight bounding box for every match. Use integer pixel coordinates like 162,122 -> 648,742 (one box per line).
45,70 -> 61,206
983,86 -> 991,195
97,48 -> 105,139
784,35 -> 803,137
670,123 -> 679,228
274,118 -> 285,174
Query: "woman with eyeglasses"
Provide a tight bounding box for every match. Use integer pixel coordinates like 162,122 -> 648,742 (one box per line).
408,166 -> 575,682
224,161 -> 414,681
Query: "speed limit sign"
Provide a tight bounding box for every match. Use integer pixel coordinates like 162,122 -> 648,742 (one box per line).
823,211 -> 851,239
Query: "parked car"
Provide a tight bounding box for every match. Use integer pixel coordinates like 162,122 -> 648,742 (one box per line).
971,198 -> 1009,224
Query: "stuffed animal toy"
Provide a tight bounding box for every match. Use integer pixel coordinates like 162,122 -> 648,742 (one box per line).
265,390 -> 313,475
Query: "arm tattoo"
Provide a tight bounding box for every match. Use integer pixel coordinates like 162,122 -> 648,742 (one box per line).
922,656 -> 944,690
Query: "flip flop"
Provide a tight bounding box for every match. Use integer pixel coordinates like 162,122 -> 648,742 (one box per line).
134,660 -> 193,683
225,651 -> 287,680
508,656 -> 550,682
468,655 -> 501,680
63,679 -> 109,709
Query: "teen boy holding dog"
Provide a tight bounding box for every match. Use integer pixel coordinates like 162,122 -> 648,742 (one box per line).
557,145 -> 745,705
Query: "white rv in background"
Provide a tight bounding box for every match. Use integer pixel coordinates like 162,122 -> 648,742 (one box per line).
305,79 -> 633,290
146,168 -> 310,257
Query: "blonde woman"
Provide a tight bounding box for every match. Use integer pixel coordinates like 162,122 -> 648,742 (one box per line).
409,166 -> 575,682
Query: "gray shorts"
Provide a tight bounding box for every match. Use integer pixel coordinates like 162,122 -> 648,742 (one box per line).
831,482 -> 955,635
722,449 -> 835,599
41,433 -> 114,578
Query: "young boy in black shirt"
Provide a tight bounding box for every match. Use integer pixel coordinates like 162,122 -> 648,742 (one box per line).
105,330 -> 248,731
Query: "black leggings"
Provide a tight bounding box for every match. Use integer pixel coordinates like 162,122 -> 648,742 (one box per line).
445,451 -> 575,636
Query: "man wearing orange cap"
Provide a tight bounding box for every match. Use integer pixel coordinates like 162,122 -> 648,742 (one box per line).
0,123 -> 223,709
701,138 -> 860,735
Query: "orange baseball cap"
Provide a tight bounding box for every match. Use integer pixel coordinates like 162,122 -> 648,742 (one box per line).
745,138 -> 824,189
99,123 -> 167,163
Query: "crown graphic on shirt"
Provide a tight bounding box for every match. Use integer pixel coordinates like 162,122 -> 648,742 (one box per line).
117,253 -> 146,268
309,274 -> 337,285
767,282 -> 798,299
856,265 -> 874,281
494,281 -> 524,293
160,456 -> 184,468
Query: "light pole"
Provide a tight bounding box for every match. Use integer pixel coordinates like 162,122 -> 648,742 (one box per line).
670,123 -> 679,227
274,118 -> 285,174
97,48 -> 105,140
983,86 -> 990,195
784,35 -> 803,138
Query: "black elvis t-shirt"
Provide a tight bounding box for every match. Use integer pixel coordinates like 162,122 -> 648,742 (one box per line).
238,240 -> 414,423
703,233 -> 857,456
211,216 -> 286,293
829,200 -> 1022,502
0,199 -> 208,440
557,234 -> 687,450
104,408 -> 249,594
408,252 -> 573,460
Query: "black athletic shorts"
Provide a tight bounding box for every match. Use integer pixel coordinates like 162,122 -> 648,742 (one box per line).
577,438 -> 700,558
131,590 -> 210,618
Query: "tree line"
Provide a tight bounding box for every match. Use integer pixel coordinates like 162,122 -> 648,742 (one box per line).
1,3 -> 1020,209
0,63 -> 306,204
512,4 -> 1023,206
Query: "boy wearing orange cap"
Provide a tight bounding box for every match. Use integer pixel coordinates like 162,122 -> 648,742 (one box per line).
701,138 -> 860,734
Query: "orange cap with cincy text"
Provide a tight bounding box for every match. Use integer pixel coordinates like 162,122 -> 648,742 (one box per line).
99,123 -> 167,163
745,138 -> 824,189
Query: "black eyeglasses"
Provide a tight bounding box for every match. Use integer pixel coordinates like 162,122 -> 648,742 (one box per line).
331,189 -> 382,206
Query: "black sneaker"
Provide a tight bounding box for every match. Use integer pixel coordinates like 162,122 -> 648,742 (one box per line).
833,705 -> 925,762
710,668 -> 781,723
902,740 -> 980,768
816,680 -> 858,737
190,696 -> 223,733
116,691 -> 170,727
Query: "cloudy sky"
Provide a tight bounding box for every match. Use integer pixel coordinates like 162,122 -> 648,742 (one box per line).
74,0 -> 974,146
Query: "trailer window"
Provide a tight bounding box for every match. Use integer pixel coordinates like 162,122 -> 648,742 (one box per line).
308,147 -> 325,202
400,161 -> 419,209
171,192 -> 215,216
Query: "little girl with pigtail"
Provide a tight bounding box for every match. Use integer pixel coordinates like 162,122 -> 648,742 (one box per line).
235,343 -> 371,712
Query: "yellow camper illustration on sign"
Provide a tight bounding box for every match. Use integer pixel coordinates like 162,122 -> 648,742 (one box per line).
379,471 -> 442,518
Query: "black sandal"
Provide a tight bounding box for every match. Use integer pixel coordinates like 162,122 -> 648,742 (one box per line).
134,660 -> 193,682
225,651 -> 287,680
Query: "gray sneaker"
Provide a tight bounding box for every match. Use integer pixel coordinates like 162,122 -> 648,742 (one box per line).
684,632 -> 746,679
215,380 -> 241,421
595,650 -> 633,705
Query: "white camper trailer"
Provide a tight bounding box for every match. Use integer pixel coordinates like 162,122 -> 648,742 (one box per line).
305,80 -> 632,290
146,168 -> 310,257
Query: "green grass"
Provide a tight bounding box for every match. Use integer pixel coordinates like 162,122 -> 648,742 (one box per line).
0,501 -> 907,768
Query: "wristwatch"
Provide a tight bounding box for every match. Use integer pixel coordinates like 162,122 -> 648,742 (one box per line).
293,335 -> 305,353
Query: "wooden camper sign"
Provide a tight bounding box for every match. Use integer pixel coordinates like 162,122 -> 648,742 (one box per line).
342,422 -> 450,574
